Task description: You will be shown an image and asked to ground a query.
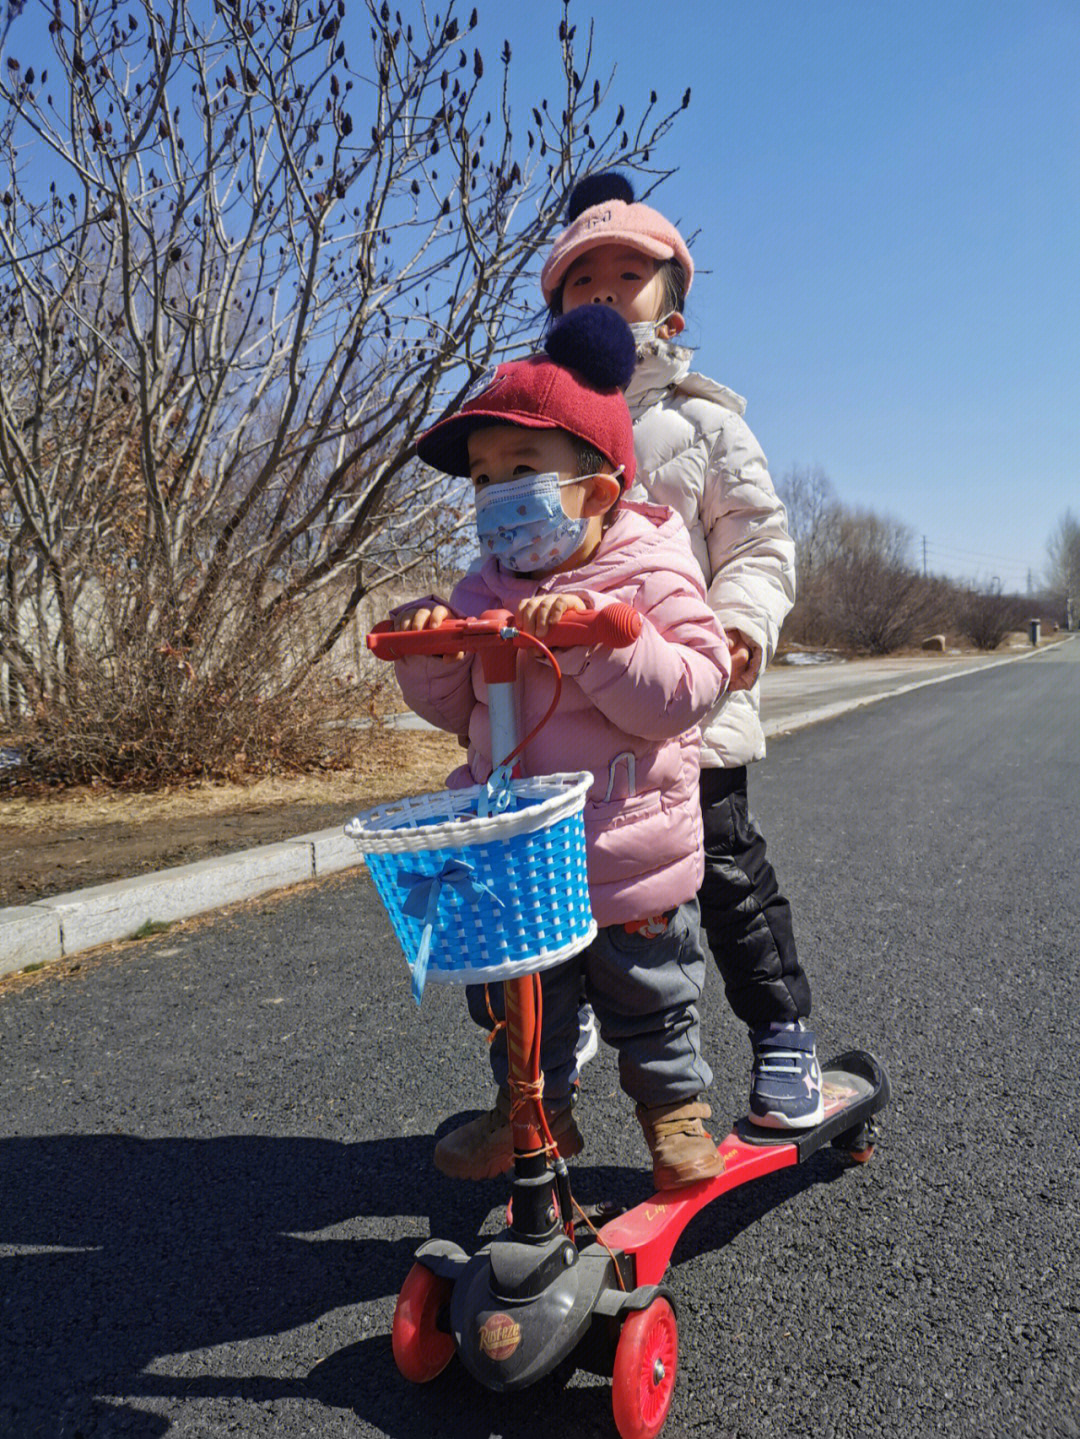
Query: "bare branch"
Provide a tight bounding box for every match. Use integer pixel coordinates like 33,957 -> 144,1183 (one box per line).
1,0 -> 690,776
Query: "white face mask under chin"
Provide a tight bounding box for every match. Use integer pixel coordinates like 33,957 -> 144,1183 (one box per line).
628,312 -> 675,349
628,319 -> 662,347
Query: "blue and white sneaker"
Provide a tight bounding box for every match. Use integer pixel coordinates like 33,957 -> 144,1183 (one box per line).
748,1020 -> 824,1129
570,1003 -> 600,1084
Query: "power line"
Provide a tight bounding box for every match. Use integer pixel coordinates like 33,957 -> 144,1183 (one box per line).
923,544 -> 1037,579
918,537 -> 1044,593
923,540 -> 1039,569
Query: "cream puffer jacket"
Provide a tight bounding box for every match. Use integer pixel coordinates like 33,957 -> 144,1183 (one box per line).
625,341 -> 795,768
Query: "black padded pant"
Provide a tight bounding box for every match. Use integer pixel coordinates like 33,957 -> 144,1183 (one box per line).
698,766 -> 812,1030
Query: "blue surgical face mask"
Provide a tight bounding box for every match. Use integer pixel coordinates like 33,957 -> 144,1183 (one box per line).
474,471 -> 588,574
474,468 -> 621,575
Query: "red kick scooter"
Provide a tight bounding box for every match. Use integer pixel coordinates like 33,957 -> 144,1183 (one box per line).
359,606 -> 889,1439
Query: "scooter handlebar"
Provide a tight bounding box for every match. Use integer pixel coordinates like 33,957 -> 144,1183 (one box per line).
366,603 -> 642,659
539,603 -> 643,649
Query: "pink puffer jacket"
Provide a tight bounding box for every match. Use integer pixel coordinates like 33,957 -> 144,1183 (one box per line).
393,502 -> 730,926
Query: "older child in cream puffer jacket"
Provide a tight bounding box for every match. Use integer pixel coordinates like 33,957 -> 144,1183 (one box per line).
541,171 -> 823,1130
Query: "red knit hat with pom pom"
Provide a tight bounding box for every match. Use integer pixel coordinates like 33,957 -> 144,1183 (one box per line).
417,306 -> 637,487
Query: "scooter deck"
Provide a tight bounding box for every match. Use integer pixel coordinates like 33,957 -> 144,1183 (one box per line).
593,1050 -> 888,1287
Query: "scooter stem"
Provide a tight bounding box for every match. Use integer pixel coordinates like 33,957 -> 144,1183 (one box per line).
503,976 -> 544,1155
484,663 -> 560,1237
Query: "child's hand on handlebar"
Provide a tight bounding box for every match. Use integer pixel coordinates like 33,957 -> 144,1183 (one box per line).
515,593 -> 587,640
393,603 -> 464,662
393,603 -> 453,632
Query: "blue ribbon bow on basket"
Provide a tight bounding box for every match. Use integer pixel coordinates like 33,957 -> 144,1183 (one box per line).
397,859 -> 505,1004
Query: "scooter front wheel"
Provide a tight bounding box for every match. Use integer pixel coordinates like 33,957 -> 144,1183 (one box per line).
391,1262 -> 456,1383
611,1296 -> 679,1439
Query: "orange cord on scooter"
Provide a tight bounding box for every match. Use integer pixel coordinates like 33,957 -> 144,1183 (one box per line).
488,976 -> 566,1167
483,984 -> 506,1049
503,972 -> 558,1156
486,968 -> 629,1281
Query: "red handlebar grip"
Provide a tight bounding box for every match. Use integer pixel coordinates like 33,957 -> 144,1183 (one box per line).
366,613 -> 509,659
598,601 -> 644,647
543,602 -> 642,649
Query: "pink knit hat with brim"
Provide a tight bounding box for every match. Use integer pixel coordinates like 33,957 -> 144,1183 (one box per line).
540,172 -> 694,306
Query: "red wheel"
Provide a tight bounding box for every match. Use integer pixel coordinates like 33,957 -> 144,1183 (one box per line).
611,1297 -> 679,1439
391,1262 -> 455,1382
834,1119 -> 879,1165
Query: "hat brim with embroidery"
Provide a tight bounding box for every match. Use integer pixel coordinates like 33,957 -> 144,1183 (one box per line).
540,170 -> 694,307
416,305 -> 638,486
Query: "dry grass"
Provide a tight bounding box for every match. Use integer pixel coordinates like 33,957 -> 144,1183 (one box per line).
0,728 -> 465,906
0,729 -> 461,831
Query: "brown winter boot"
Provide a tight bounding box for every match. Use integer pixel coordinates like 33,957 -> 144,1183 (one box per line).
635,1097 -> 724,1190
433,1087 -> 584,1181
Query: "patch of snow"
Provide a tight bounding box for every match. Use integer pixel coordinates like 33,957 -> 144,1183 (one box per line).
776,652 -> 843,666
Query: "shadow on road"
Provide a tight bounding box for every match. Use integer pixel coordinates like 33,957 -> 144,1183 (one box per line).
0,1128 -> 851,1437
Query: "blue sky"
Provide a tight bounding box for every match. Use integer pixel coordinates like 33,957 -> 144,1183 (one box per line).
483,0 -> 1079,592
4,1 -> 1075,592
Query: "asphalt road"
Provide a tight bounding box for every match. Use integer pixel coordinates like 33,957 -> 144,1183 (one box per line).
2,639 -> 1078,1439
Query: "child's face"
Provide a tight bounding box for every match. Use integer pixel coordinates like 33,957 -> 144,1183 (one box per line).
560,243 -> 668,325
467,424 -> 619,576
467,424 -> 583,494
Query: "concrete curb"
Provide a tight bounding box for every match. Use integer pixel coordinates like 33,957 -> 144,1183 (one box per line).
760,640 -> 1057,737
1,636 -> 1070,979
0,829 -> 371,979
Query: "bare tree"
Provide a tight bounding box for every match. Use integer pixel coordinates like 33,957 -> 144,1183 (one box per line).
0,0 -> 689,777
776,464 -> 1050,655
775,464 -> 839,589
819,508 -> 941,654
1046,510 -> 1080,620
953,584 -> 1028,650
775,463 -> 843,645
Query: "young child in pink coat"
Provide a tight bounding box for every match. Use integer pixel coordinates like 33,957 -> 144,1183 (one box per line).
388,306 -> 733,1189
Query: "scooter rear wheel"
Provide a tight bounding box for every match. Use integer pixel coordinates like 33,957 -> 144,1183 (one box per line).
832,1117 -> 879,1164
611,1297 -> 679,1439
391,1262 -> 456,1383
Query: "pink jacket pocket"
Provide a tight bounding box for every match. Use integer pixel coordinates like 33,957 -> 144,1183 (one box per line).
584,790 -> 666,884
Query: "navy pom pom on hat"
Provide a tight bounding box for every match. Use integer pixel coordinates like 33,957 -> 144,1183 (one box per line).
416,306 -> 637,486
566,170 -> 635,219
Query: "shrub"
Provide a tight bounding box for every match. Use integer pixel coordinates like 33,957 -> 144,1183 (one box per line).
952,589 -> 1029,650
12,605 -> 388,789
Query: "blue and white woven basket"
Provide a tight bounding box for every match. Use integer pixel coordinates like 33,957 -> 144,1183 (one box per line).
344,771 -> 596,1003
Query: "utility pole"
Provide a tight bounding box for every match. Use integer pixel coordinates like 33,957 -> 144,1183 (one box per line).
922,536 -> 927,578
